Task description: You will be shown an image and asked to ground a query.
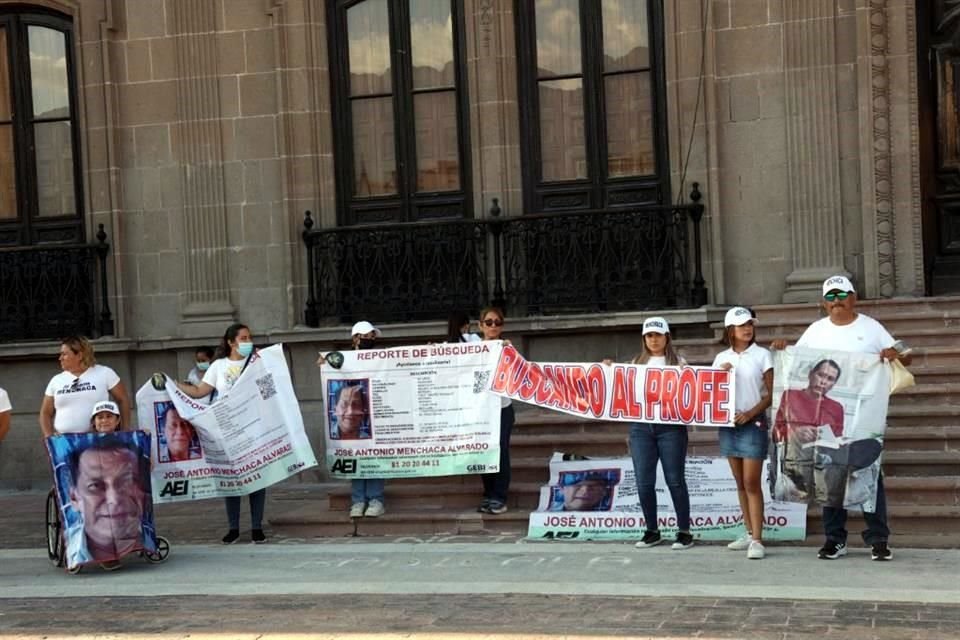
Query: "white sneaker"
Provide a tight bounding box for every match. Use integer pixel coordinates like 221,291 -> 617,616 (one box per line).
747,540 -> 765,559
727,533 -> 752,550
349,502 -> 365,518
364,499 -> 385,517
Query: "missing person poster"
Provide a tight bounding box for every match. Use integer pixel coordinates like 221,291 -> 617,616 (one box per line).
136,344 -> 318,503
46,431 -> 158,571
528,454 -> 807,541
487,345 -> 736,427
319,341 -> 504,478
771,347 -> 890,512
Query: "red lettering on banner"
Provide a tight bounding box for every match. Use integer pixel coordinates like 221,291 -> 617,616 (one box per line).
660,369 -> 680,422
610,366 -> 629,418
643,368 -> 662,421
677,368 -> 697,424
712,369 -> 732,424
546,366 -> 569,410
505,355 -> 528,396
518,360 -> 540,402
490,347 -> 516,393
586,364 -> 606,418
568,367 -> 590,414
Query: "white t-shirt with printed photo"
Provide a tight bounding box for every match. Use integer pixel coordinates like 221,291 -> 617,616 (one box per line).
44,364 -> 121,433
201,357 -> 247,396
796,314 -> 896,355
712,343 -> 773,413
0,387 -> 11,413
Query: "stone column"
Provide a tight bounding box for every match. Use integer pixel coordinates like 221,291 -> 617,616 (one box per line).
172,0 -> 236,333
781,0 -> 848,302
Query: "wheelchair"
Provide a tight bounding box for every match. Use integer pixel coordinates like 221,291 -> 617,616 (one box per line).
45,487 -> 170,574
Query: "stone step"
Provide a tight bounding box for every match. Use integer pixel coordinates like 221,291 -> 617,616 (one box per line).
269,503 -> 960,544
326,476 -> 960,511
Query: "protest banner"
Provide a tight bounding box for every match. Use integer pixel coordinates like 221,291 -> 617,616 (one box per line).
528,454 -> 807,541
319,341 -> 504,478
47,431 -> 158,571
487,345 -> 736,427
136,344 -> 318,503
771,347 -> 890,511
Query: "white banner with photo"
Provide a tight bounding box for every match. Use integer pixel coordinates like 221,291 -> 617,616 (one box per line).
136,344 -> 318,503
528,454 -> 806,541
771,347 -> 891,512
319,341 -> 504,478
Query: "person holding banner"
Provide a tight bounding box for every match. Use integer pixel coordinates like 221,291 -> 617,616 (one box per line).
713,307 -> 773,560
446,311 -> 481,343
627,317 -> 693,549
39,336 -> 131,437
177,323 -> 267,545
347,321 -> 388,518
772,275 -> 912,562
478,306 -> 514,515
0,385 -> 10,442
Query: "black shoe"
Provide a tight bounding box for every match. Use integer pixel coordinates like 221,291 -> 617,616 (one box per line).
817,541 -> 847,559
871,542 -> 892,561
634,530 -> 662,548
486,501 -> 508,515
477,498 -> 491,513
252,529 -> 266,544
671,531 -> 694,550
222,529 -> 240,545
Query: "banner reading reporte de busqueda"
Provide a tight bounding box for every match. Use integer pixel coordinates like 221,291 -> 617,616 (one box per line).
487,345 -> 736,427
136,344 -> 318,503
320,341 -> 504,478
528,454 -> 807,541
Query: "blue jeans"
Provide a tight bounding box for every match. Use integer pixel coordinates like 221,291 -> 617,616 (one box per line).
225,489 -> 266,530
822,473 -> 889,545
629,423 -> 690,532
482,404 -> 515,504
351,479 -> 385,505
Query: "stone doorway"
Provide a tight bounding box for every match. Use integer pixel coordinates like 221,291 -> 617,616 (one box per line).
918,1 -> 960,294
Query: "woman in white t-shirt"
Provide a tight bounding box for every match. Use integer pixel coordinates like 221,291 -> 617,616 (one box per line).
0,386 -> 11,442
177,323 -> 266,545
712,307 -> 773,560
39,336 -> 130,436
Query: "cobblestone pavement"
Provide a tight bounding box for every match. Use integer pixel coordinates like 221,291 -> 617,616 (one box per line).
2,594 -> 960,640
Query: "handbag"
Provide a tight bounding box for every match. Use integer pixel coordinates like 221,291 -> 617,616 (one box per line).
888,359 -> 915,395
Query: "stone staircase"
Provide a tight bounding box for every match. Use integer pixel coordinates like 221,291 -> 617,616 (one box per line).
271,297 -> 960,547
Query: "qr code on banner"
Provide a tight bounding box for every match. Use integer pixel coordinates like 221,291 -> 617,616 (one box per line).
256,373 -> 277,400
473,370 -> 490,394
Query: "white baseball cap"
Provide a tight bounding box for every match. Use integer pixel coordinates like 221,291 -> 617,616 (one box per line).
90,401 -> 120,418
724,306 -> 757,327
642,317 -> 670,335
822,275 -> 855,296
350,320 -> 381,337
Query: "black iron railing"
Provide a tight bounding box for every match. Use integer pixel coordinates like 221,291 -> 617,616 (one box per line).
303,184 -> 707,325
0,224 -> 114,341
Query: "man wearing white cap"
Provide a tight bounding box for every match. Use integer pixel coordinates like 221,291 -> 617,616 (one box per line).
347,320 -> 386,518
772,275 -> 912,562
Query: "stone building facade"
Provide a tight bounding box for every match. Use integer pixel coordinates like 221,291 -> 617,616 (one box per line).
0,0 -> 949,486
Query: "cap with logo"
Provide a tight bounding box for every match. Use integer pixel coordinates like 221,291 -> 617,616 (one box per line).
90,401 -> 120,418
724,306 -> 757,327
822,275 -> 856,296
642,316 -> 670,335
350,320 -> 381,337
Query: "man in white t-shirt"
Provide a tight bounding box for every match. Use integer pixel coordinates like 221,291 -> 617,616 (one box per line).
0,387 -> 11,442
773,275 -> 912,562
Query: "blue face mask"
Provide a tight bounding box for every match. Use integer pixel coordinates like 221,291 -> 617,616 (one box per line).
237,342 -> 254,357
196,361 -> 210,371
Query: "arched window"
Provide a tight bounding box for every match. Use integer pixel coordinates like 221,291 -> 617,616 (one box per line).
516,0 -> 669,212
328,0 -> 471,225
0,9 -> 83,245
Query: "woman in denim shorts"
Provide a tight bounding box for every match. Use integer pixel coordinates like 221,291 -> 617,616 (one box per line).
713,307 -> 773,559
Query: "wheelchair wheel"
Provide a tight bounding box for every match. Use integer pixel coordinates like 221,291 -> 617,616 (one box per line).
144,536 -> 170,563
45,489 -> 64,567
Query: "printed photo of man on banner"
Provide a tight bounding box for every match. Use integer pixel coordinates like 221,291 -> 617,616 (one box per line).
46,431 -> 158,570
771,347 -> 890,512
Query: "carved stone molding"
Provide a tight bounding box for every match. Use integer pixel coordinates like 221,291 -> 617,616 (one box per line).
906,3 -> 925,295
782,0 -> 847,302
171,0 -> 235,330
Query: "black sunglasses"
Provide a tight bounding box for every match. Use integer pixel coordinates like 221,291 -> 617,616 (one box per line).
482,319 -> 504,327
